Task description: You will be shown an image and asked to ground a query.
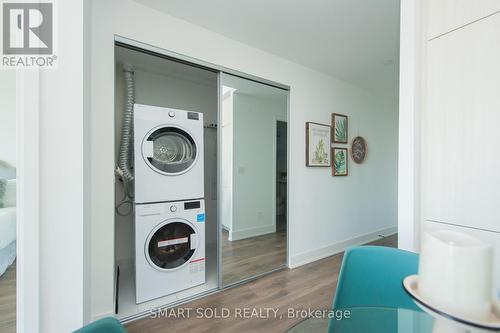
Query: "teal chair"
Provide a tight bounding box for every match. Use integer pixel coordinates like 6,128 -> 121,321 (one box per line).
73,317 -> 127,333
327,246 -> 421,333
332,246 -> 420,311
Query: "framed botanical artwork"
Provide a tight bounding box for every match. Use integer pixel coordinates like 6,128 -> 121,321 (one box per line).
332,147 -> 348,176
332,113 -> 348,143
305,122 -> 331,167
351,136 -> 367,164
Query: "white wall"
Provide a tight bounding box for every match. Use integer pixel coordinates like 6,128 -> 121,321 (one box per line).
89,0 -> 398,319
31,0 -> 86,331
230,93 -> 286,240
290,92 -> 399,266
398,0 -> 424,252
0,71 -> 16,167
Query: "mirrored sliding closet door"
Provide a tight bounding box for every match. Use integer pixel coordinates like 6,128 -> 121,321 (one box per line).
219,73 -> 288,287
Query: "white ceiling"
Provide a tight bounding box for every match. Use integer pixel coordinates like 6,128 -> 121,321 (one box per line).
134,0 -> 400,94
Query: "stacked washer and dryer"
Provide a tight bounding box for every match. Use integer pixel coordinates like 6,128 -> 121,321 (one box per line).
133,103 -> 206,304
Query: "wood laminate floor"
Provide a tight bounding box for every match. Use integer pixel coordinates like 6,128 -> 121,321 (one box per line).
0,261 -> 16,333
126,234 -> 397,333
222,229 -> 286,286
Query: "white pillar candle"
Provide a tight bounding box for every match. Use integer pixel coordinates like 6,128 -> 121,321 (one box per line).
419,230 -> 494,320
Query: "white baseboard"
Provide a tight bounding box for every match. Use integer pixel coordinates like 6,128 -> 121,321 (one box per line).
230,225 -> 276,241
289,226 -> 397,268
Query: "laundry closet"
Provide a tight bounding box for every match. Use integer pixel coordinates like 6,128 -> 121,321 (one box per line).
113,41 -> 289,321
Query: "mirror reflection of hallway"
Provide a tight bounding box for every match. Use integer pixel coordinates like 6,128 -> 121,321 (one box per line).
220,74 -> 288,286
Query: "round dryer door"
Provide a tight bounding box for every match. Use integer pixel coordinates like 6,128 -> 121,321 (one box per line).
142,126 -> 197,175
146,220 -> 198,270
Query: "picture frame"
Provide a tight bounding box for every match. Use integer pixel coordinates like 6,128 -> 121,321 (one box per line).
351,136 -> 367,164
331,113 -> 348,144
332,147 -> 348,176
305,122 -> 331,167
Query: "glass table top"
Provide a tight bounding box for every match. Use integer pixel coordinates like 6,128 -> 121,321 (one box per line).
286,307 -> 434,333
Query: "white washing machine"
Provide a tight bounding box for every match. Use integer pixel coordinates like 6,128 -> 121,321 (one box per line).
135,199 -> 206,304
134,104 -> 204,204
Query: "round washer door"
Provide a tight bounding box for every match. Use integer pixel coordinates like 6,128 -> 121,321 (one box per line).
145,219 -> 198,271
142,126 -> 197,175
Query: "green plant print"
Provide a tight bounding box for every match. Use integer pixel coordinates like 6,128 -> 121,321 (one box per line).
313,139 -> 328,164
334,149 -> 346,175
335,118 -> 346,142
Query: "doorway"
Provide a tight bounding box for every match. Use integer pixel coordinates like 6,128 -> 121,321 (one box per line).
276,120 -> 287,234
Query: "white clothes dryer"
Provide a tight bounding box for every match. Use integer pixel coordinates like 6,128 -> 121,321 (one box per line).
134,104 -> 204,203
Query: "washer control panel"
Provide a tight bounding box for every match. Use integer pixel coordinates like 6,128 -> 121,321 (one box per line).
184,201 -> 201,210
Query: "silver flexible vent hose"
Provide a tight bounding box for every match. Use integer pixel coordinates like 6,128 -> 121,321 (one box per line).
116,64 -> 135,215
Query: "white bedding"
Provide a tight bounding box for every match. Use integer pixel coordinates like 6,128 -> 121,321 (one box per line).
2,179 -> 16,207
0,172 -> 16,276
0,241 -> 15,276
0,207 -> 16,249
